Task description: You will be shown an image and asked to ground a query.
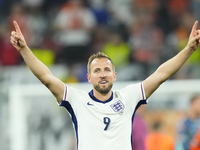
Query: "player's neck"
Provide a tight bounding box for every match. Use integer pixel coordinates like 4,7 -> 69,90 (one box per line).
93,90 -> 112,102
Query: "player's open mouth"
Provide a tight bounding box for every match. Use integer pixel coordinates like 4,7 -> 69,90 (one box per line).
100,80 -> 107,84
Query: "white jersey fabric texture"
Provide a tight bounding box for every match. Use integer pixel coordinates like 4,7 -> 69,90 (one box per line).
58,82 -> 147,150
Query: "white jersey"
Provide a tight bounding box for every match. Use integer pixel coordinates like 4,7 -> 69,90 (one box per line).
58,82 -> 147,150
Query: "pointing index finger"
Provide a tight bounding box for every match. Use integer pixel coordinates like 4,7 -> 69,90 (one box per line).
13,21 -> 22,35
190,21 -> 198,38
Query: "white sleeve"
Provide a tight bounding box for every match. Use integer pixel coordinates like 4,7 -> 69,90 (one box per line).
122,82 -> 146,99
120,82 -> 147,110
60,84 -> 85,107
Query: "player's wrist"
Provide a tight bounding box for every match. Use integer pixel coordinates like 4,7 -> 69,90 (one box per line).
19,45 -> 30,54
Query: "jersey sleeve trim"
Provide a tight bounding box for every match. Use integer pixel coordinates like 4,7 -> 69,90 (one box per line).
141,82 -> 146,101
63,84 -> 67,101
56,84 -> 67,106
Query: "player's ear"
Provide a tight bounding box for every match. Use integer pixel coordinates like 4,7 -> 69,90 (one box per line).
87,74 -> 92,83
114,72 -> 117,82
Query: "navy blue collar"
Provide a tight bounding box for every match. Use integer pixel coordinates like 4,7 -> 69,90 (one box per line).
89,90 -> 113,104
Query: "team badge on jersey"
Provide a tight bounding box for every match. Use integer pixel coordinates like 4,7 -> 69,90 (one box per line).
110,100 -> 125,112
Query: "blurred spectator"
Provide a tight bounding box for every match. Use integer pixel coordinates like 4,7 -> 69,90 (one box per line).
132,105 -> 147,150
166,12 -> 200,79
167,0 -> 190,15
107,0 -> 133,27
1,0 -> 200,80
0,23 -> 21,66
91,25 -> 109,54
175,95 -> 200,150
26,6 -> 49,48
132,0 -> 159,13
54,0 -> 96,65
40,30 -> 59,56
22,0 -> 44,8
167,0 -> 190,29
89,0 -> 111,25
145,120 -> 174,150
155,0 -> 172,35
65,73 -> 79,83
191,0 -> 200,23
177,12 -> 200,79
32,48 -> 55,67
8,2 -> 31,46
0,0 -> 13,21
128,12 -> 165,76
102,30 -> 131,70
0,0 -> 4,13
42,0 -> 66,12
189,128 -> 200,150
64,63 -> 85,83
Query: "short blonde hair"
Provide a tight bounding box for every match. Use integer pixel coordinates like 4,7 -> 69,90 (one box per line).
87,52 -> 115,74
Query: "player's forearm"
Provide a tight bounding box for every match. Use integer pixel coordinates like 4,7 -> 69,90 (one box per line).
156,45 -> 194,81
20,46 -> 52,84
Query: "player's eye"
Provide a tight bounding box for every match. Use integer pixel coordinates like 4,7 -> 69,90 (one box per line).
94,69 -> 100,72
105,68 -> 110,72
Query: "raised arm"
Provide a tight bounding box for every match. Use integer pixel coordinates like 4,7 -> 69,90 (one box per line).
10,21 -> 64,103
143,21 -> 200,99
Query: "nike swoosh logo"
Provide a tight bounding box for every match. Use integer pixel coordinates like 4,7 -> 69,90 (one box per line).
87,102 -> 94,106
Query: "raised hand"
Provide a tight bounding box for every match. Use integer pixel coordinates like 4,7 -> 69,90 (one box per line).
187,21 -> 200,51
10,21 -> 27,52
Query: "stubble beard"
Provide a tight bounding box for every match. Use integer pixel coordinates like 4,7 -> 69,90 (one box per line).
94,83 -> 113,95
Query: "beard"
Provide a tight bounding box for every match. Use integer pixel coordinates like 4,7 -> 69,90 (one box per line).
94,82 -> 113,95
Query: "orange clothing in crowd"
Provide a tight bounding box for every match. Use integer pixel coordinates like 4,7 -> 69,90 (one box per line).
145,132 -> 174,150
190,128 -> 200,150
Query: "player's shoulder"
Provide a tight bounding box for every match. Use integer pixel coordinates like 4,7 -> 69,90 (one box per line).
115,82 -> 142,92
65,84 -> 86,92
64,84 -> 89,99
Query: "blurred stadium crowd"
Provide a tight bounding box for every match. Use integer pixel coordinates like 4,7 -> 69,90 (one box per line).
1,0 -> 200,82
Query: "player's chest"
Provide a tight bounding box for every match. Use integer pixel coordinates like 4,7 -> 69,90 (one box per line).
75,99 -> 130,125
81,98 -> 126,114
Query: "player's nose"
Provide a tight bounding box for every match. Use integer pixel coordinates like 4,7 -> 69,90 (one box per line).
101,71 -> 106,78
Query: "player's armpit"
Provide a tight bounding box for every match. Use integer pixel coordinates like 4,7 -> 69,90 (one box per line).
42,74 -> 65,103
143,72 -> 164,99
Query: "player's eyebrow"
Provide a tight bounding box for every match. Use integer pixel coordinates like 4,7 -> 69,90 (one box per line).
105,67 -> 111,70
94,68 -> 100,72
